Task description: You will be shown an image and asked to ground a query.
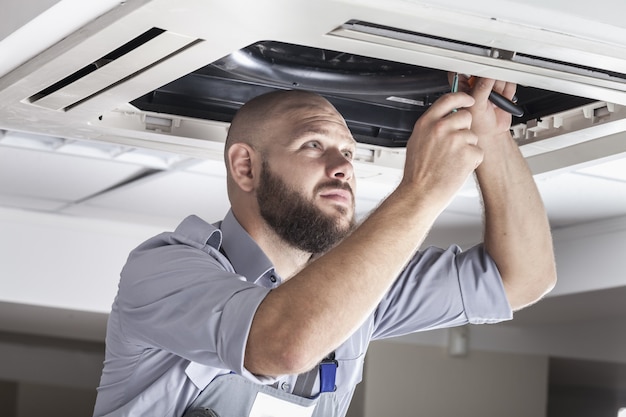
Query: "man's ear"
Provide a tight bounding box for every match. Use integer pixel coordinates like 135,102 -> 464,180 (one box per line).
227,143 -> 257,192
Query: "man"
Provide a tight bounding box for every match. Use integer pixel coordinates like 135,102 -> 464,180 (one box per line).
93,77 -> 556,417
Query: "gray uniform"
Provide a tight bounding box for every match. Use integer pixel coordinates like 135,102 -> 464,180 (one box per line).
93,210 -> 512,417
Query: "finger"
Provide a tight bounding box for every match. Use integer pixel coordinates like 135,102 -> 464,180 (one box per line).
447,126 -> 479,146
470,77 -> 496,103
465,130 -> 479,147
453,137 -> 484,173
425,92 -> 475,120
445,109 -> 474,132
501,81 -> 518,101
473,148 -> 485,170
493,79 -> 507,94
462,139 -> 484,169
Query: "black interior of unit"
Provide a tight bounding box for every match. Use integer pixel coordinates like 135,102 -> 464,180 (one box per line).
130,40 -> 595,147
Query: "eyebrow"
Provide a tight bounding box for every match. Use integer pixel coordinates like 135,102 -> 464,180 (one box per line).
293,126 -> 357,147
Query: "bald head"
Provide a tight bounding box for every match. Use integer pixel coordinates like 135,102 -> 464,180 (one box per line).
224,89 -> 357,254
223,89 -> 354,208
225,90 -> 339,158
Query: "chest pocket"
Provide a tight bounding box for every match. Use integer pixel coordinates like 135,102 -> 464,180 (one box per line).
319,314 -> 372,398
333,338 -> 367,396
184,373 -> 338,417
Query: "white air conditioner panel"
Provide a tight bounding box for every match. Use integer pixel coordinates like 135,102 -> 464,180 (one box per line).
329,24 -> 626,106
30,31 -> 199,111
1,0 -> 626,163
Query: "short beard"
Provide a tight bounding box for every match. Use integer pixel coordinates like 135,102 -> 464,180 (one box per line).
257,160 -> 356,254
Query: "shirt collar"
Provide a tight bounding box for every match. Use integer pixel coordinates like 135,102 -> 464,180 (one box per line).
219,209 -> 279,286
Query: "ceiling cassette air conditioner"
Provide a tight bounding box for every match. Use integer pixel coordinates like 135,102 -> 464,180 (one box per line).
1,0 -> 625,169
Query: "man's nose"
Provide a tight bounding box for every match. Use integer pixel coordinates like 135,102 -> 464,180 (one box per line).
326,149 -> 354,181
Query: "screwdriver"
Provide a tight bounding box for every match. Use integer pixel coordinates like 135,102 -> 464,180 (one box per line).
452,73 -> 524,117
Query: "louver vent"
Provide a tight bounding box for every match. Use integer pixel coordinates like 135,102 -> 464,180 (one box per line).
330,20 -> 626,100
27,27 -> 201,112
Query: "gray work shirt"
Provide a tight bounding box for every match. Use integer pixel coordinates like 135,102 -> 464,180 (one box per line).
93,210 -> 512,417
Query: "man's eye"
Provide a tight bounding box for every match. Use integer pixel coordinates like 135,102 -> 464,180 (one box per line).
304,141 -> 321,149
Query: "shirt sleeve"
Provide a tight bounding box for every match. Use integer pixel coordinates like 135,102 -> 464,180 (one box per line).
115,239 -> 270,378
372,243 -> 512,340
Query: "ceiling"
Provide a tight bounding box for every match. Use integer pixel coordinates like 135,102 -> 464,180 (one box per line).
1,129 -> 626,232
1,0 -> 626,381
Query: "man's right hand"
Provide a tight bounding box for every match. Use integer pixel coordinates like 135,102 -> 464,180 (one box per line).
400,92 -> 482,211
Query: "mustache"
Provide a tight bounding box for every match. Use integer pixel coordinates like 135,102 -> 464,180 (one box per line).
315,180 -> 354,197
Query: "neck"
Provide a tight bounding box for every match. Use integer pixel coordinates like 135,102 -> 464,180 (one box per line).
257,222 -> 313,280
270,243 -> 312,281
238,212 -> 312,280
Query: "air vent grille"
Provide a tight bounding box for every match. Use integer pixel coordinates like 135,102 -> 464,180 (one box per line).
331,20 -> 626,86
27,27 -> 201,112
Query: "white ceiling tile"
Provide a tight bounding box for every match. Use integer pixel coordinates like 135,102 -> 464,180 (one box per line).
0,194 -> 68,212
184,159 -> 227,176
355,177 -> 397,218
537,172 -> 626,228
114,148 -> 189,169
0,131 -> 64,150
57,140 -> 125,159
67,170 -> 230,224
0,146 -> 145,202
575,156 -> 626,182
61,204 -> 182,230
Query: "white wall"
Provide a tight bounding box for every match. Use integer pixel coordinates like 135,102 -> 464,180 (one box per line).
0,206 -> 163,313
551,216 -> 626,296
1,207 -> 626,415
2,206 -> 626,357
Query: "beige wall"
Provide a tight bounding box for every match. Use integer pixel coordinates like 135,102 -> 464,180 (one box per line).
0,379 -> 95,417
17,383 -> 96,417
361,340 -> 549,417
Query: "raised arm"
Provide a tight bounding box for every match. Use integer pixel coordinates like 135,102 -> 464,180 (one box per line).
463,77 -> 557,310
244,93 -> 481,377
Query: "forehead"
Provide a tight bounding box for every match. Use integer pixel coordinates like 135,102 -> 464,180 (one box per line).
275,99 -> 356,146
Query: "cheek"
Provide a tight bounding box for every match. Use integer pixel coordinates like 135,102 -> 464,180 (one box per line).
285,161 -> 322,184
267,153 -> 326,192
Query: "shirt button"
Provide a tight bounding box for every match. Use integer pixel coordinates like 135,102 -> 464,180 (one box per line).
281,382 -> 290,391
269,275 -> 277,283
